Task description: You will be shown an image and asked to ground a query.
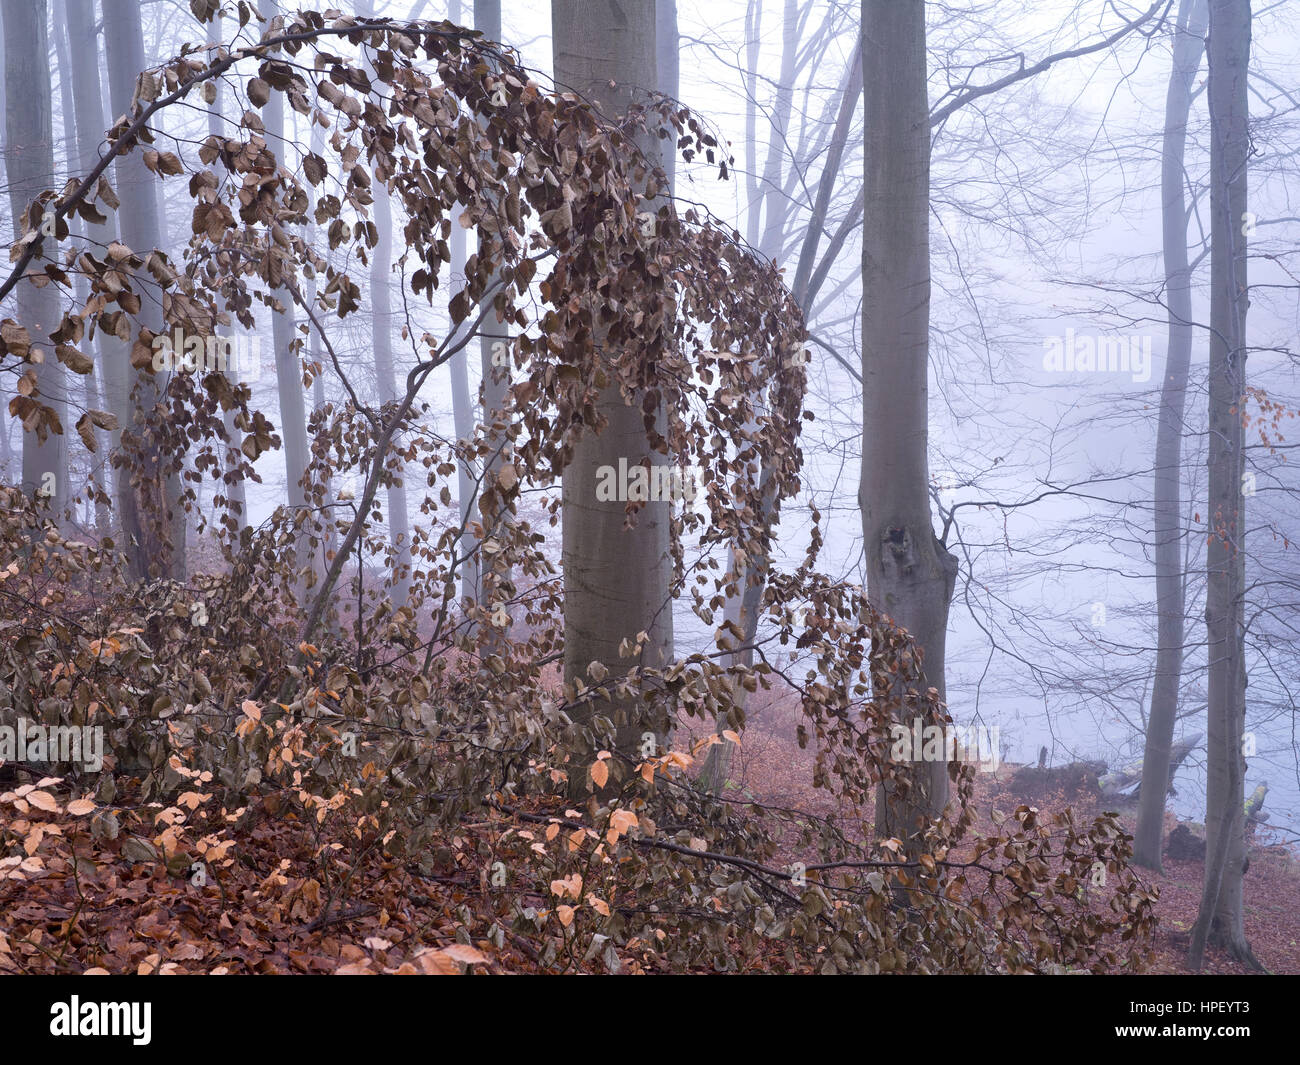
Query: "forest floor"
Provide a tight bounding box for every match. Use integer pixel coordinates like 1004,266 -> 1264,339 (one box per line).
4,670 -> 1295,974
695,687 -> 1300,975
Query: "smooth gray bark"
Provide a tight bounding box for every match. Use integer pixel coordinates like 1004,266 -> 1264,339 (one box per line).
861,0 -> 957,843
52,0 -> 109,536
263,0 -> 311,599
67,0 -> 134,537
356,0 -> 412,607
447,0 -> 478,609
103,0 -> 184,578
473,0 -> 511,630
656,0 -> 677,189
1135,0 -> 1206,871
1189,0 -> 1258,971
554,0 -> 673,794
205,10 -> 248,531
3,0 -> 68,515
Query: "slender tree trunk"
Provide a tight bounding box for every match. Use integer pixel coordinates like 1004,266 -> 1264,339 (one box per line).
52,0 -> 110,537
1189,0 -> 1258,971
701,1 -> 795,791
205,11 -> 248,533
472,0 -> 514,634
356,0 -> 412,608
758,0 -> 798,261
446,0 -> 479,609
861,0 -> 957,846
368,160 -> 413,606
554,0 -> 673,796
303,104 -> 335,596
103,0 -> 184,579
742,0 -> 762,249
263,0 -> 311,600
701,18 -> 863,794
1135,0 -> 1207,871
67,0 -> 133,538
656,0 -> 678,189
3,0 -> 67,516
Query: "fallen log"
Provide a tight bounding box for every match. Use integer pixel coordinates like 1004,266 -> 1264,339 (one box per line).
1098,732 -> 1202,800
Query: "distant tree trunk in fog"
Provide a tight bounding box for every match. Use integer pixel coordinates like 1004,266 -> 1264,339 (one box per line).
67,0 -> 133,537
702,8 -> 862,793
656,0 -> 678,188
3,0 -> 68,516
1135,0 -> 1206,872
52,0 -> 110,538
791,49 -> 862,309
204,10 -> 248,533
355,0 -> 412,608
368,152 -> 413,606
104,0 -> 185,579
861,0 -> 957,844
447,0 -> 481,610
740,0 -> 765,254
554,0 -> 673,796
701,0 -> 793,792
757,0 -> 798,263
304,109 -> 336,593
1189,0 -> 1258,972
263,0 -> 312,599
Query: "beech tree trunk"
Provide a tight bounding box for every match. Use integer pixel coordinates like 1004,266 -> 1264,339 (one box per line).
67,0 -> 134,537
1189,0 -> 1258,971
447,0 -> 480,609
861,0 -> 957,845
263,0 -> 312,601
356,0 -> 412,608
554,0 -> 673,795
205,9 -> 248,533
656,0 -> 678,189
103,0 -> 184,579
304,98 -> 336,597
473,0 -> 513,634
3,0 -> 67,516
1135,0 -> 1207,871
51,0 -> 110,538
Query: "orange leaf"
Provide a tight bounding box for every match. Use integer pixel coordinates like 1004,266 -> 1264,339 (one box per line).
26,791 -> 58,813
440,944 -> 488,965
606,808 -> 639,844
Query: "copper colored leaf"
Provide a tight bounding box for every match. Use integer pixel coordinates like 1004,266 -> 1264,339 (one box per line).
27,791 -> 58,813
440,944 -> 488,965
